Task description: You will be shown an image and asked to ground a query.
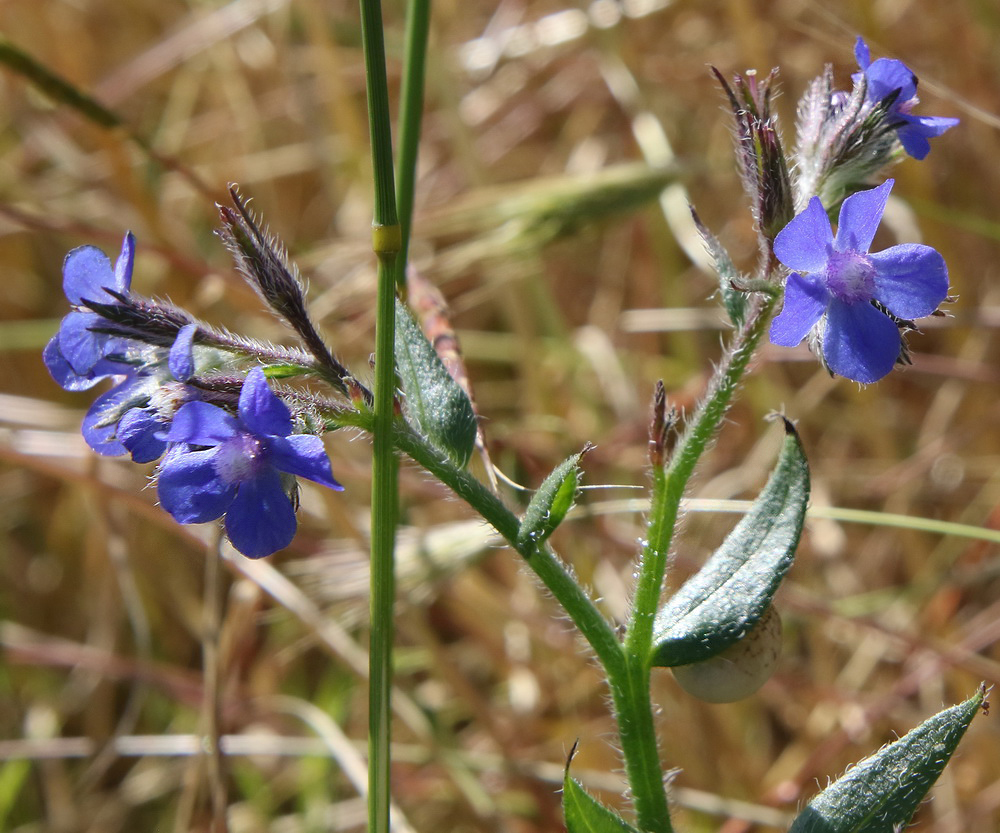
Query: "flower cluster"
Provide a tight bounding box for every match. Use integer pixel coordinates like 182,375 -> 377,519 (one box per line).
755,38 -> 956,383
45,229 -> 345,558
794,38 -> 958,210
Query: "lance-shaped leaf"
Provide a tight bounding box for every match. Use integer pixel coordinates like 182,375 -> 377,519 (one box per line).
788,686 -> 986,833
651,418 -> 808,667
395,298 -> 478,468
517,449 -> 586,552
563,774 -> 642,833
691,207 -> 747,328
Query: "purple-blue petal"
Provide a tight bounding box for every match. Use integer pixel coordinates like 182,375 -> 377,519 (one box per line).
773,197 -> 833,274
81,386 -> 131,456
863,58 -> 918,105
835,180 -> 893,254
114,232 -> 136,292
854,37 -> 871,70
897,115 -> 960,160
239,368 -> 292,438
224,468 -> 297,558
169,323 -> 198,381
157,446 -> 235,523
770,272 -> 830,347
57,311 -> 114,374
869,243 -> 949,319
44,334 -> 101,391
167,401 -> 241,446
118,408 -> 168,463
63,246 -> 115,305
267,434 -> 343,489
822,300 -> 900,384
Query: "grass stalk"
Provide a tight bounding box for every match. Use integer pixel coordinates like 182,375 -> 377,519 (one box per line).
356,0 -> 401,831
394,0 -> 433,292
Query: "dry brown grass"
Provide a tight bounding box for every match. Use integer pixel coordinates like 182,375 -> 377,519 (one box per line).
1,0 -> 999,830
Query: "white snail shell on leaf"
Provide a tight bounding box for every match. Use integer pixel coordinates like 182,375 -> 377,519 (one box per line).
671,606 -> 782,703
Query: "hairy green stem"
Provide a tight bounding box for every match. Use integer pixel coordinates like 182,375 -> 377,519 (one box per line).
626,294 -> 778,660
391,424 -> 624,673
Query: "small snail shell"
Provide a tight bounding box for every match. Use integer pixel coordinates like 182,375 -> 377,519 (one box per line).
672,606 -> 782,703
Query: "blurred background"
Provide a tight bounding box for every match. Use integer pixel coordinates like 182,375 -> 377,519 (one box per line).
1,0 -> 998,830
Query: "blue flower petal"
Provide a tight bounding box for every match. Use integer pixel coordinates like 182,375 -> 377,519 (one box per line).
169,323 -> 198,381
81,388 -> 129,456
770,272 -> 830,347
239,368 -> 293,438
118,408 -> 168,463
854,37 -> 871,70
863,58 -> 918,104
44,334 -> 101,391
836,179 -> 893,254
57,311 -> 114,374
113,232 -> 136,292
167,401 -> 241,446
63,246 -> 115,305
224,468 -> 297,558
822,300 -> 900,384
870,243 -> 949,319
268,434 -> 343,489
157,446 -> 235,523
897,115 -> 960,161
773,197 -> 833,273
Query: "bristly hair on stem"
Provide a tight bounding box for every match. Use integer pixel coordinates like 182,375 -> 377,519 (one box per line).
217,185 -> 370,401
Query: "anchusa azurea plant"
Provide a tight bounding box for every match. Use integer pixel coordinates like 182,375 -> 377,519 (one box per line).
46,36 -> 983,833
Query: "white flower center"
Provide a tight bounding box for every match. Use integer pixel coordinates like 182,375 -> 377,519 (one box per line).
826,249 -> 876,303
214,433 -> 265,484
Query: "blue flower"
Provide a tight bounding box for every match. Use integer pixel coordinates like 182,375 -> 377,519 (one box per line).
44,232 -> 138,390
770,180 -> 949,384
854,37 -> 959,160
156,367 -> 342,558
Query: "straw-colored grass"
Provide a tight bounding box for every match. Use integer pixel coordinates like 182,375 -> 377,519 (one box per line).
1,0 -> 998,830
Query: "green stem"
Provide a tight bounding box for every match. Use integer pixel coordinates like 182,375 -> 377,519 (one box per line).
394,0 -> 432,292
610,659 -> 672,833
389,423 -> 624,673
607,294 -> 777,833
357,0 -> 400,831
626,294 -> 778,661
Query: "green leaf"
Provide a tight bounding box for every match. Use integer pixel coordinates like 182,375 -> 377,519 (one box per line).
394,298 -> 478,467
788,686 -> 986,833
651,417 -> 809,667
691,207 -> 747,327
517,450 -> 585,552
563,775 -> 642,833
